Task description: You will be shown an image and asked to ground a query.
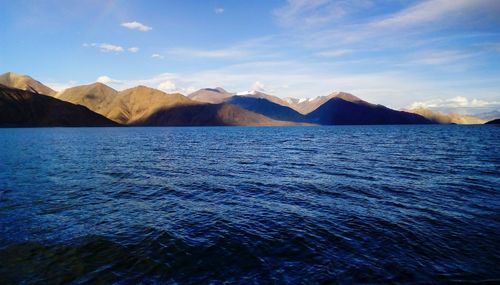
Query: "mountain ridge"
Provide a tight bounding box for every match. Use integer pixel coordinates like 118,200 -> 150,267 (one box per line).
0,84 -> 117,127
0,72 -> 56,96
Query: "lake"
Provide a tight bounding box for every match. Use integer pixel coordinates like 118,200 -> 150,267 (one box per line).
0,125 -> 499,284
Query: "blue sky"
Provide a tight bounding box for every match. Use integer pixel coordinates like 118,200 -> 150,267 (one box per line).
1,0 -> 499,112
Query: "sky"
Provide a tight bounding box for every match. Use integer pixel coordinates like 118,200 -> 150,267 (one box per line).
1,0 -> 500,112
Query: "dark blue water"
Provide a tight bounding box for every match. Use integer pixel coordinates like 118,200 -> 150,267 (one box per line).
0,125 -> 499,284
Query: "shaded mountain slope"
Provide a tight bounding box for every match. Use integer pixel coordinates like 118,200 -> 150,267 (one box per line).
0,72 -> 56,96
224,96 -> 307,122
406,108 -> 485,124
236,91 -> 291,108
485,118 -> 500,124
0,85 -> 117,127
110,86 -> 194,124
188,87 -> 234,104
306,97 -> 433,125
136,103 -> 302,126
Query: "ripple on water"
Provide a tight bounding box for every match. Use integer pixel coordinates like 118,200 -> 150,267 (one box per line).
0,125 -> 499,283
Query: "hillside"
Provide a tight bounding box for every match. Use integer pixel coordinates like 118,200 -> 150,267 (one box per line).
406,108 -> 486,124
136,103 -> 303,126
0,85 -> 117,127
0,72 -> 56,96
307,97 -> 432,125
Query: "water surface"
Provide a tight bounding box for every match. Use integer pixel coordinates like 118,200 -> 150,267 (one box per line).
0,125 -> 499,284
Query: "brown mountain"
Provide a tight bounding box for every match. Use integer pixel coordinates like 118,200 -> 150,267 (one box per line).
405,107 -> 486,124
57,84 -> 194,124
56,82 -> 119,116
188,87 -> 234,103
0,72 -> 56,96
306,96 -> 432,125
0,85 -> 117,127
110,86 -> 194,124
55,83 -> 300,126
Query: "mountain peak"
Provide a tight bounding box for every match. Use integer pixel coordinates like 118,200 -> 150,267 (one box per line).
201,87 -> 228,93
333,92 -> 364,103
0,71 -> 56,96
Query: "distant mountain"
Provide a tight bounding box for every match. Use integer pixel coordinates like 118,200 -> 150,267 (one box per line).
136,103 -> 303,126
285,92 -> 356,114
188,87 -> 234,103
0,72 -> 56,96
406,108 -> 486,124
472,110 -> 500,121
306,96 -> 432,125
224,96 -> 307,122
485,118 -> 500,124
235,90 -> 291,108
0,85 -> 117,127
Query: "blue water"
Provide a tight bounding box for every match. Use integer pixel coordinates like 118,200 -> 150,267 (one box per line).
0,125 -> 499,284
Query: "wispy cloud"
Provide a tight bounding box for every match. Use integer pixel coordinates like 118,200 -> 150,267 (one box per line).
316,49 -> 353,57
411,50 -> 476,65
166,47 -> 250,58
214,7 -> 224,14
128,47 -> 140,53
84,43 -> 124,52
151,53 -> 164,59
409,96 -> 500,111
278,0 -> 500,49
273,0 -> 372,28
370,0 -> 499,29
84,43 -> 140,53
164,36 -> 279,59
121,21 -> 152,32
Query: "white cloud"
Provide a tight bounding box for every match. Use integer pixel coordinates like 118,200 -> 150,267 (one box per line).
252,81 -> 266,92
45,80 -> 78,92
157,80 -> 176,92
121,21 -> 152,32
84,43 -> 124,52
151,53 -> 164,59
96,75 -> 120,84
84,43 -> 140,53
214,8 -> 224,14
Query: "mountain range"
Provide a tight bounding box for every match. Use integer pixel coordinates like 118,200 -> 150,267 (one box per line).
0,72 -> 495,127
